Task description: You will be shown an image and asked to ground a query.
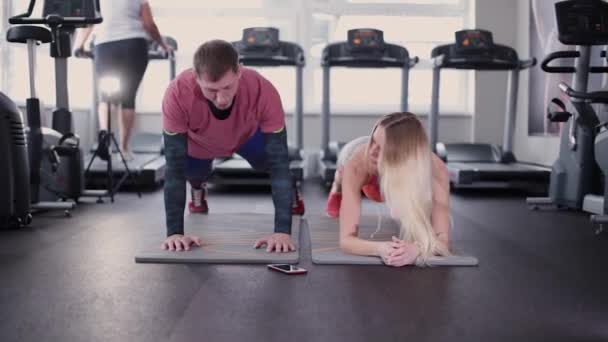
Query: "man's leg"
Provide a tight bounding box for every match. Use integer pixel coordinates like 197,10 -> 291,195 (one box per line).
236,129 -> 304,215
235,128 -> 267,171
117,37 -> 149,159
119,107 -> 136,156
186,156 -> 214,213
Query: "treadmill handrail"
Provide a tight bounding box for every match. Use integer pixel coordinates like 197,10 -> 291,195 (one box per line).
559,82 -> 608,103
432,55 -> 524,70
78,36 -> 178,60
541,50 -> 578,73
233,40 -> 305,67
322,41 -> 414,68
519,58 -> 536,70
542,50 -> 608,73
323,56 -> 415,68
238,55 -> 304,67
409,56 -> 420,68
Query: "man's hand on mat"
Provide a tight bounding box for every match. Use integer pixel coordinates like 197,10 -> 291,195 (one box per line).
253,233 -> 295,253
385,236 -> 420,267
161,234 -> 203,252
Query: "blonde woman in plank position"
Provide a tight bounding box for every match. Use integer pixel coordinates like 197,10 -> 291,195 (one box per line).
326,112 -> 451,266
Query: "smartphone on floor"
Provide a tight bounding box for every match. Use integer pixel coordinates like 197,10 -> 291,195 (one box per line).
267,264 -> 307,275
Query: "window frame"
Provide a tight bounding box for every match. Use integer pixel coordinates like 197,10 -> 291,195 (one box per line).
3,0 -> 473,116
307,0 -> 474,115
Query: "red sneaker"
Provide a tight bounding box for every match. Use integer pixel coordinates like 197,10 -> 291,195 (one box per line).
292,195 -> 305,216
326,191 -> 342,218
188,186 -> 209,214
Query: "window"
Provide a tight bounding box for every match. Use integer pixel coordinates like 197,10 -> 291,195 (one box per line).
140,0 -> 300,113
310,0 -> 473,114
141,13 -> 298,113
4,0 -> 472,115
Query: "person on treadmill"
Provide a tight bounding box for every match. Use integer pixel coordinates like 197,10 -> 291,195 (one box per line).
161,39 -> 301,253
326,112 -> 451,266
73,0 -> 172,161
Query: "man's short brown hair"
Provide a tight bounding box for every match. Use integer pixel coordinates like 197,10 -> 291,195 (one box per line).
193,40 -> 240,82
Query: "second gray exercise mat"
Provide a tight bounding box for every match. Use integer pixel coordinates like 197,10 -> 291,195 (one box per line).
308,215 -> 478,266
135,214 -> 301,264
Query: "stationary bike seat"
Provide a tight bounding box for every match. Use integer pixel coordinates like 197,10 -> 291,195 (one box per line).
6,25 -> 52,44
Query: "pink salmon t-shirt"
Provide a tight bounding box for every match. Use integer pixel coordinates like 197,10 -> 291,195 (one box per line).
162,67 -> 285,159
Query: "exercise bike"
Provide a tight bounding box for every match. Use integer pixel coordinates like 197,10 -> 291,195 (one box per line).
527,0 -> 608,234
1,0 -> 105,228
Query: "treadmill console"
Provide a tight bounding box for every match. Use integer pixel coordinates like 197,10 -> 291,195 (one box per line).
455,29 -> 494,53
431,29 -> 519,70
43,0 -> 99,19
234,27 -> 304,66
242,27 -> 280,49
555,0 -> 608,45
347,28 -> 385,51
322,28 -> 410,67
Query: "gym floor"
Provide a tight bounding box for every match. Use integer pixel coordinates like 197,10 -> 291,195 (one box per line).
1,181 -> 607,342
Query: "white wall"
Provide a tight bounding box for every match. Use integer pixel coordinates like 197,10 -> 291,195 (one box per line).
474,0 -> 559,166
513,0 -> 560,166
474,0 -> 515,147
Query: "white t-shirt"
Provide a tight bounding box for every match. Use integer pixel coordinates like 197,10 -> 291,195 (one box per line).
95,0 -> 150,45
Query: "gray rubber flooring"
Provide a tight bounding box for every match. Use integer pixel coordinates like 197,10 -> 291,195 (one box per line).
0,180 -> 607,342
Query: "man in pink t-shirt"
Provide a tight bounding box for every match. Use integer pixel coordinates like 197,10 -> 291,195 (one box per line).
161,40 -> 301,253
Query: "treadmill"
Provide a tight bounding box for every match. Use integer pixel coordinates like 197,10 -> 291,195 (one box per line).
210,27 -> 305,186
429,29 -> 550,190
318,28 -> 419,188
79,37 -> 178,188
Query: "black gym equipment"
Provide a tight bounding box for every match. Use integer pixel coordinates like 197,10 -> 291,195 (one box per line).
527,0 -> 608,233
85,84 -> 141,202
429,29 -> 550,190
318,28 -> 419,188
75,37 -> 178,190
1,0 -> 105,227
6,24 -> 78,215
0,93 -> 32,228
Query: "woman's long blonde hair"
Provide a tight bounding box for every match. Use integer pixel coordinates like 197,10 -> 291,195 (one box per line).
368,112 -> 450,264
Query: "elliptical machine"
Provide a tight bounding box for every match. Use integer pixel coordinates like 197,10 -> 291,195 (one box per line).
527,0 -> 608,233
0,93 -> 32,228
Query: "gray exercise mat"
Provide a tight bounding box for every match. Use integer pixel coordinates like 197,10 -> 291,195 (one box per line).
309,215 -> 478,266
135,214 -> 300,264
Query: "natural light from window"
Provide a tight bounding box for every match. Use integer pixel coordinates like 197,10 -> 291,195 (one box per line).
4,0 -> 472,116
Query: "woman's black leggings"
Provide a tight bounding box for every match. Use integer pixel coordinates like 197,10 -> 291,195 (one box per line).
94,38 -> 149,109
